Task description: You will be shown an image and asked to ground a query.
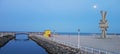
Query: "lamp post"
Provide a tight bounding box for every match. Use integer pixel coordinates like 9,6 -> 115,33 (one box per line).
77,28 -> 80,49
53,30 -> 55,37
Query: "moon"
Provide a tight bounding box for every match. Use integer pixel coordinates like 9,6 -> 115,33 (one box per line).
93,5 -> 97,9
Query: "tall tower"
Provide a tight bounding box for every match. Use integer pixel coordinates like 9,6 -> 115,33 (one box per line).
99,11 -> 108,38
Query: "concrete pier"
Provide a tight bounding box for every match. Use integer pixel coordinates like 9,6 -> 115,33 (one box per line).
29,36 -> 83,54
0,35 -> 15,47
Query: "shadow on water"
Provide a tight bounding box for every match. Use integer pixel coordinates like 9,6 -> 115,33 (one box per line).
0,34 -> 48,54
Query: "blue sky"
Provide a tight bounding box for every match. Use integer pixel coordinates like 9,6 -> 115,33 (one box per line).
0,0 -> 120,33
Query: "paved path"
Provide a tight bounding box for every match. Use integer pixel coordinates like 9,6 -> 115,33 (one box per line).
36,35 -> 120,54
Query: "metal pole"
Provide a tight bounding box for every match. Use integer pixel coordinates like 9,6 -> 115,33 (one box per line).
52,30 -> 55,41
53,30 -> 55,37
78,28 -> 80,49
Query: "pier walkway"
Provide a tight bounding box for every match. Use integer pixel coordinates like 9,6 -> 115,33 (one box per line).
34,35 -> 120,54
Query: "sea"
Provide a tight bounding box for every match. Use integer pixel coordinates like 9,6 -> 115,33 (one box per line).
0,31 -> 120,36
54,32 -> 120,36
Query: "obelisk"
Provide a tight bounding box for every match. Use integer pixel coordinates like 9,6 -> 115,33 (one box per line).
99,11 -> 108,38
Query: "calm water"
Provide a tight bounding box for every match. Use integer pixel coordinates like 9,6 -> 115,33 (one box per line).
0,34 -> 48,54
56,32 -> 119,36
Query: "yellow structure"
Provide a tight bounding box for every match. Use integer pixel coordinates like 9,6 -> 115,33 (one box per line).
43,30 -> 51,38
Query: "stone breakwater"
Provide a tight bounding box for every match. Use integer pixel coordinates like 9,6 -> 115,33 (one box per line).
30,36 -> 82,54
0,35 -> 14,47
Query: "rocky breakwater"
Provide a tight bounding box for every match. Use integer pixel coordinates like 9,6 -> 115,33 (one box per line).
0,35 -> 15,47
30,36 -> 81,54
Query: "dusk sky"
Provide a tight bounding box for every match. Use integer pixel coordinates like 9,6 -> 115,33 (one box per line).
0,0 -> 120,33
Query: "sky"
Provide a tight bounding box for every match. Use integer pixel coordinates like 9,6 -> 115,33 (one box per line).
0,0 -> 120,33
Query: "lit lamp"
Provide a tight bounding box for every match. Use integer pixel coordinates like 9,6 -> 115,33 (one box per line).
99,11 -> 108,38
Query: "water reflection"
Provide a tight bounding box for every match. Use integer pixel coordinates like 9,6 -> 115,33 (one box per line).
0,34 -> 48,54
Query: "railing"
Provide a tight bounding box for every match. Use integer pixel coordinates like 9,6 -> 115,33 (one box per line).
50,37 -> 119,54
37,35 -> 119,54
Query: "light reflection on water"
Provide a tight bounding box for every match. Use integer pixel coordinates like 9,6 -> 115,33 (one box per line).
0,34 -> 48,54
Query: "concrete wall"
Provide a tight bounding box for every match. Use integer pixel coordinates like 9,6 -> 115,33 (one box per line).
30,36 -> 82,54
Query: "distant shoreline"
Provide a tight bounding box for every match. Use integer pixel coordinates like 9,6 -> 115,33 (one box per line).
0,31 -> 120,34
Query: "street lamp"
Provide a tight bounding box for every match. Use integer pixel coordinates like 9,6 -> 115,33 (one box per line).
77,28 -> 80,49
53,30 -> 55,37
